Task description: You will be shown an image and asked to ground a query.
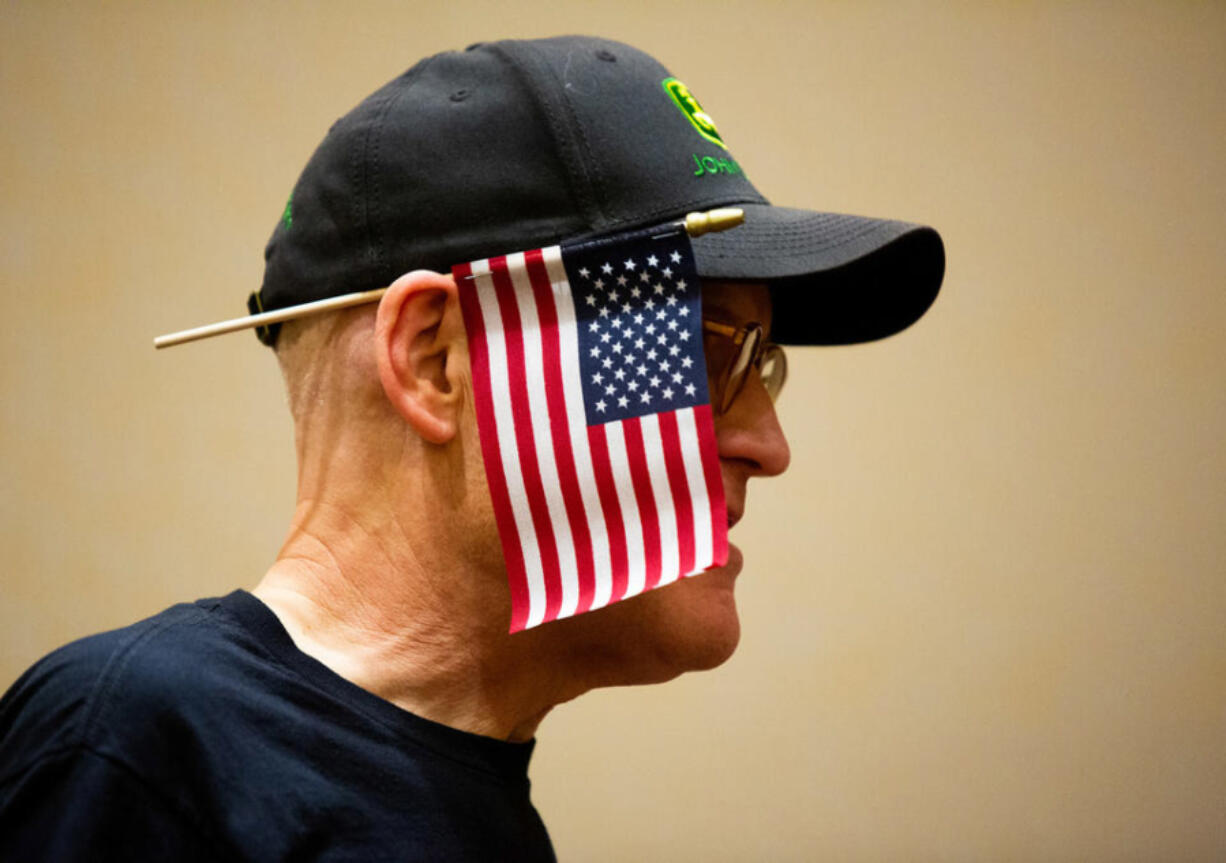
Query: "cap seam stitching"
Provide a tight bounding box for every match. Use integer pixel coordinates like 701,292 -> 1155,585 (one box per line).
534,45 -> 611,226
366,58 -> 438,284
699,220 -> 915,258
488,42 -> 601,231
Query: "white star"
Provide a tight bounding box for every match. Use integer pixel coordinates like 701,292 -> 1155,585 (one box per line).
672,372 -> 683,384
665,295 -> 677,307
649,375 -> 661,388
592,372 -> 604,384
630,287 -> 641,299
647,254 -> 659,267
621,302 -> 631,314
593,277 -> 605,290
663,387 -> 675,399
640,391 -> 652,404
667,319 -> 679,331
611,318 -> 622,329
657,309 -> 668,320
598,306 -> 610,318
662,266 -> 673,278
634,338 -> 645,350
612,342 -> 623,354
640,271 -> 650,282
633,314 -> 645,327
657,334 -> 668,345
614,368 -> 626,381
676,279 -> 687,291
644,299 -> 655,310
605,383 -> 617,395
678,306 -> 690,317
616,274 -> 627,286
679,330 -> 691,341
596,399 -> 607,412
628,381 -> 639,392
623,258 -> 636,270
578,267 -> 590,278
682,356 -> 694,369
645,324 -> 656,335
646,348 -> 658,361
602,357 -> 613,368
601,262 -> 613,274
660,359 -> 671,371
669,345 -> 680,356
685,383 -> 697,397
618,396 -> 629,409
669,250 -> 682,263
600,332 -> 611,343
589,321 -> 600,332
585,294 -> 597,306
589,346 -> 601,358
654,283 -> 665,295
608,290 -> 619,303
624,353 -> 636,364
637,364 -> 648,376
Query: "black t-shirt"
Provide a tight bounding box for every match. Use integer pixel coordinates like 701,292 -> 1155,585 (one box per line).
0,591 -> 555,862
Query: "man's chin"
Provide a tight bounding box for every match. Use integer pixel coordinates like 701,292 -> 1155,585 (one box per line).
666,548 -> 744,670
542,544 -> 746,685
620,544 -> 746,676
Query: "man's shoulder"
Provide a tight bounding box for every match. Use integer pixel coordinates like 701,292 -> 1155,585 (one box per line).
0,595 -> 246,780
0,594 -> 283,860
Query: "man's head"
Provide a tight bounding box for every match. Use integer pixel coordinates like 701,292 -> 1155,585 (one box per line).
271,269 -> 789,687
254,35 -> 942,688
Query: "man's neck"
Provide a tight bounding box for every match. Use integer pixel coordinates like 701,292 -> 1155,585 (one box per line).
251,518 -> 582,743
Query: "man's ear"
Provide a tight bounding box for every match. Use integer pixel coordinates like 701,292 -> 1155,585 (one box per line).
373,270 -> 466,444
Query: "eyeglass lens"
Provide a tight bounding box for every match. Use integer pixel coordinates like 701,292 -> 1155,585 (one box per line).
722,326 -> 786,412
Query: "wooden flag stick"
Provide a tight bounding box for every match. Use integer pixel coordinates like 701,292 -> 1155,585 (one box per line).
153,208 -> 744,349
153,288 -> 388,349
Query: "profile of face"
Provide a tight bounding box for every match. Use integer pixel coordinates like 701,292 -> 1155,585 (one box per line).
491,280 -> 792,685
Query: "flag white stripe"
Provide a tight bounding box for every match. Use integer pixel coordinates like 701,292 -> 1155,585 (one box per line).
506,252 -> 578,619
472,260 -> 548,629
541,247 -> 615,611
603,419 -> 646,597
639,413 -> 681,586
676,406 -> 714,571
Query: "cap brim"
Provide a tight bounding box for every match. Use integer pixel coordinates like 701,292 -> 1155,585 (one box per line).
690,203 -> 945,346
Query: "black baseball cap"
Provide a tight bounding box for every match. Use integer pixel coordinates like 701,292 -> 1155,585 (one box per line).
252,35 -> 944,347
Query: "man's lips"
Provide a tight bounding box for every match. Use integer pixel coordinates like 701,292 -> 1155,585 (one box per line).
726,507 -> 744,531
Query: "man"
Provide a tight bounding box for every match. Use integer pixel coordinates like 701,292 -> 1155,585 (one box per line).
0,36 -> 942,860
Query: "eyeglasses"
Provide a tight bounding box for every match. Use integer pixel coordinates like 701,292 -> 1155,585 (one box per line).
701,320 -> 787,414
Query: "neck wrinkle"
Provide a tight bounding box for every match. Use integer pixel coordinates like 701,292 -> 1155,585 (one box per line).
252,512 -> 588,743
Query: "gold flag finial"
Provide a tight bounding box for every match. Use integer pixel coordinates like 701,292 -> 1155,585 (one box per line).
684,207 -> 745,238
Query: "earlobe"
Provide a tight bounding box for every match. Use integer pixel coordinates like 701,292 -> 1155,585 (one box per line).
374,270 -> 466,444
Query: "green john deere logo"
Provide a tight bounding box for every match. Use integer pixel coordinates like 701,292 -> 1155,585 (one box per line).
662,77 -> 726,150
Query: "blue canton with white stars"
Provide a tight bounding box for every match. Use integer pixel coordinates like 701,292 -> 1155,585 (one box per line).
564,232 -> 711,425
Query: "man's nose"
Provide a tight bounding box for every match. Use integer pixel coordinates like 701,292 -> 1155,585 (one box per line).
713,375 -> 791,478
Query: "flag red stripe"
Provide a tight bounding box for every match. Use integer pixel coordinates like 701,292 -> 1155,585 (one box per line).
524,249 -> 598,615
693,403 -> 728,566
490,257 -> 564,621
586,422 -> 629,603
657,410 -> 696,575
622,417 -> 663,591
454,262 -> 531,632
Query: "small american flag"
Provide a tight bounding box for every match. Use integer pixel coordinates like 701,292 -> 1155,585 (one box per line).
455,226 -> 728,632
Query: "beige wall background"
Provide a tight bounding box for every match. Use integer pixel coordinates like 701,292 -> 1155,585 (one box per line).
3,1 -> 1223,859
